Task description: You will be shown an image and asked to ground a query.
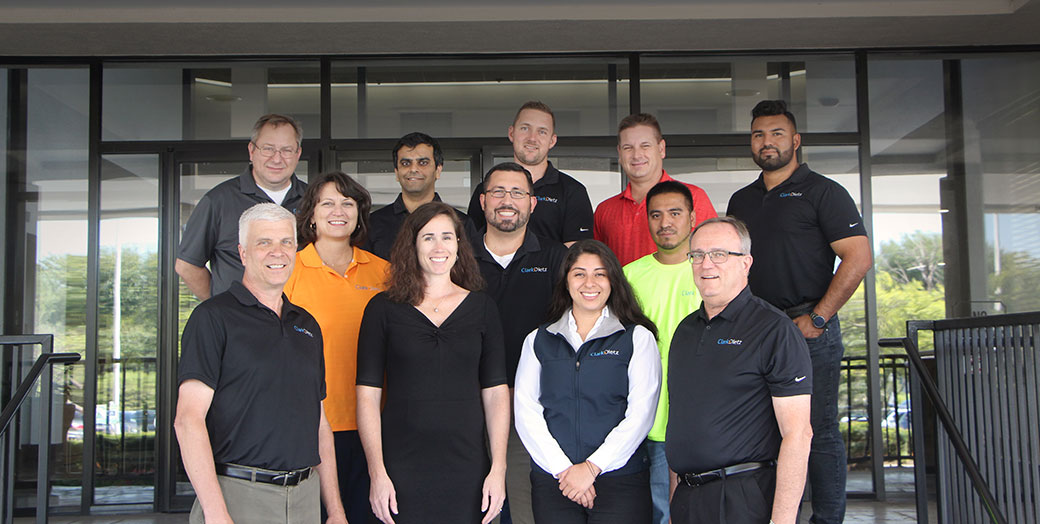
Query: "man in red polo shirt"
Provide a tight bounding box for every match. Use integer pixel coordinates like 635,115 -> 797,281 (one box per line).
594,113 -> 716,265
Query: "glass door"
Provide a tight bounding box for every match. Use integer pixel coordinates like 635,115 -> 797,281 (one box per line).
159,147 -> 315,511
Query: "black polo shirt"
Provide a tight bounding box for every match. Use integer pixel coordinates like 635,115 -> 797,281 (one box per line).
177,167 -> 307,297
178,281 -> 326,471
471,230 -> 566,386
726,163 -> 867,310
467,161 -> 594,244
365,192 -> 472,260
666,286 -> 811,474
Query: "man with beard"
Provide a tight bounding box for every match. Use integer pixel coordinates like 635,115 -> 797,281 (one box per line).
366,132 -> 471,259
468,101 -> 594,247
726,99 -> 872,524
622,181 -> 701,524
471,162 -> 567,524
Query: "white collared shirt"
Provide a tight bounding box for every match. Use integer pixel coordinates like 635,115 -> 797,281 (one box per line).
514,306 -> 662,477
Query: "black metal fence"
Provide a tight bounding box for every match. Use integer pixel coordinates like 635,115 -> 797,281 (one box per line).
925,313 -> 1039,523
840,354 -> 914,467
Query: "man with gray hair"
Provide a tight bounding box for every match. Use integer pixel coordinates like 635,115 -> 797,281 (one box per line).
175,203 -> 347,524
176,113 -> 309,300
667,216 -> 812,524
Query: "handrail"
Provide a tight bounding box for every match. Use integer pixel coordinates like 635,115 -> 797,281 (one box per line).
0,334 -> 80,524
880,334 -> 1007,524
0,353 -> 81,437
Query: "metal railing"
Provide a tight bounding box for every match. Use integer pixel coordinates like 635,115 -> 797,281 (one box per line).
879,313 -> 1040,524
0,335 -> 80,524
840,354 -> 914,467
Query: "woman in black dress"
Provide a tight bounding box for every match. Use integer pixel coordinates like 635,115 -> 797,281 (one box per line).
356,202 -> 510,524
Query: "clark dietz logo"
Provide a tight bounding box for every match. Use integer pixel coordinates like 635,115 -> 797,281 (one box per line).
536,196 -> 559,203
293,325 -> 315,338
589,349 -> 621,357
779,192 -> 803,198
717,338 -> 743,345
521,266 -> 549,273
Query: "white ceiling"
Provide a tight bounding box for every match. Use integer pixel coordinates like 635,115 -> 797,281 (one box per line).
0,0 -> 1037,55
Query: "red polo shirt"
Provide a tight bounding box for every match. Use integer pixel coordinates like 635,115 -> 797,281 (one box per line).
593,171 -> 717,266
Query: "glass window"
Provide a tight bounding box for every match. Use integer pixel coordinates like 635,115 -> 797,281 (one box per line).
95,154 -> 160,504
16,67 -> 90,511
102,62 -> 321,141
333,59 -> 629,139
962,54 -> 1040,315
640,56 -> 857,134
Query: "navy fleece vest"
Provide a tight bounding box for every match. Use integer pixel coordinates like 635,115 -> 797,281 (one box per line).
533,323 -> 649,477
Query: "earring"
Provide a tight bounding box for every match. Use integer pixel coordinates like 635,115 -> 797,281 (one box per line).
309,222 -> 316,230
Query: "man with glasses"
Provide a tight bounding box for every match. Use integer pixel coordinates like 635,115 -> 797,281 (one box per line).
621,181 -> 701,524
727,99 -> 872,524
468,101 -> 594,247
367,132 -> 471,260
667,216 -> 812,524
471,162 -> 566,524
176,113 -> 308,300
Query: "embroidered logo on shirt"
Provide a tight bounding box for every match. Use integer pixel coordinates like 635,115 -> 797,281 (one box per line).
794,376 -> 807,383
579,227 -> 590,232
521,266 -> 549,273
589,349 -> 621,357
536,196 -> 559,203
681,290 -> 698,296
779,192 -> 803,198
717,338 -> 743,345
355,284 -> 383,291
849,222 -> 859,228
293,325 -> 315,338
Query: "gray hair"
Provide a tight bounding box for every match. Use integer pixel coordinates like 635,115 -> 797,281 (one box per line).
238,203 -> 297,246
693,216 -> 752,254
251,113 -> 303,146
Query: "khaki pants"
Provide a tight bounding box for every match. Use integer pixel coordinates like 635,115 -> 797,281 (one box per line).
189,468 -> 320,524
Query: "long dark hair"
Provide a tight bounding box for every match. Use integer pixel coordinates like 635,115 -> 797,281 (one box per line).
385,202 -> 484,305
296,171 -> 372,248
546,239 -> 658,339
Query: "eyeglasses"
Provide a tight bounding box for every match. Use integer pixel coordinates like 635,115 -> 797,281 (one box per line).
485,188 -> 531,200
688,250 -> 746,264
252,142 -> 299,158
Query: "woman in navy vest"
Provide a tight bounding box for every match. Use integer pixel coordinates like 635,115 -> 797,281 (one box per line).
514,239 -> 661,524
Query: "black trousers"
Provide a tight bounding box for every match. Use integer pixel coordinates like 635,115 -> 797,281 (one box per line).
321,430 -> 376,524
530,468 -> 651,524
669,467 -> 775,524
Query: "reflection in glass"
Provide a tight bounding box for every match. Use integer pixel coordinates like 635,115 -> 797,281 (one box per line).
640,57 -> 857,134
95,155 -> 160,504
102,62 -> 321,141
17,67 -> 90,511
962,54 -> 1040,314
333,60 -> 628,138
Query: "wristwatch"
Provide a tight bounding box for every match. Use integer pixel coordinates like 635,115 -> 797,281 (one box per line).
809,311 -> 828,329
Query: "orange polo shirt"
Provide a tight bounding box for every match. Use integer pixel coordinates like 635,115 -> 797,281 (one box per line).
284,243 -> 388,432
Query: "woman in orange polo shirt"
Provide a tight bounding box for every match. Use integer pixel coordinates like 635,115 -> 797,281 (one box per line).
284,171 -> 389,524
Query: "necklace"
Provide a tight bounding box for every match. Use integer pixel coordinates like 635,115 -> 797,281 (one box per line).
427,294 -> 450,313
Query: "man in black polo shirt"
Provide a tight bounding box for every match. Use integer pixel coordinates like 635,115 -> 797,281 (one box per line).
667,217 -> 812,524
472,162 -> 566,524
727,100 -> 873,524
366,132 -> 471,260
176,113 -> 308,300
468,101 -> 594,247
175,203 -> 347,524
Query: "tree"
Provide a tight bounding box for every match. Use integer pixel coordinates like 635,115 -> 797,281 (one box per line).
877,231 -> 944,291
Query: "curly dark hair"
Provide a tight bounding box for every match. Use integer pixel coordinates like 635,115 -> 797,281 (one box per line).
295,171 -> 373,248
385,202 -> 484,305
546,239 -> 658,339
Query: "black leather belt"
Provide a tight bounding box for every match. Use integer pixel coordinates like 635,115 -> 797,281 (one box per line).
678,460 -> 776,487
216,463 -> 311,486
784,301 -> 818,319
